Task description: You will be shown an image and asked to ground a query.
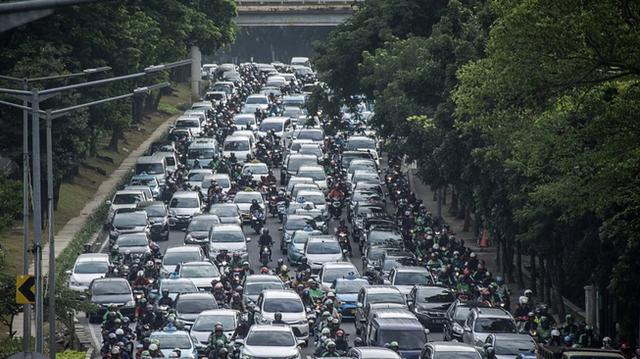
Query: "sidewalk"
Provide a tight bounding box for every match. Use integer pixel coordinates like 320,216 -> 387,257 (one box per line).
13,113 -> 180,338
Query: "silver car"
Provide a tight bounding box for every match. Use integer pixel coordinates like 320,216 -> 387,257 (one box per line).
190,309 -> 240,344
238,325 -> 301,359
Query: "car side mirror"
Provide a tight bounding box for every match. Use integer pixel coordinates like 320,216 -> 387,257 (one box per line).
234,338 -> 244,346
356,302 -> 363,308
424,328 -> 430,336
65,270 -> 72,275
464,325 -> 471,332
246,237 -> 251,242
106,200 -> 112,206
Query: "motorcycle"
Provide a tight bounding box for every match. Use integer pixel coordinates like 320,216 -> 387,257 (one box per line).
329,199 -> 343,219
251,209 -> 265,234
268,195 -> 280,217
336,230 -> 352,256
277,201 -> 287,223
260,246 -> 271,266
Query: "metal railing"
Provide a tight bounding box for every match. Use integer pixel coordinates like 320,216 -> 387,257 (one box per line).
236,0 -> 363,4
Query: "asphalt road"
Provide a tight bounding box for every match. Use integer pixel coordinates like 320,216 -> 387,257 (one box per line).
84,165 -> 444,357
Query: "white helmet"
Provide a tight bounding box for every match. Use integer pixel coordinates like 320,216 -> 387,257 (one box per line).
519,296 -> 529,305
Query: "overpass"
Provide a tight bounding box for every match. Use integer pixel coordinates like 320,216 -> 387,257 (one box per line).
235,0 -> 362,27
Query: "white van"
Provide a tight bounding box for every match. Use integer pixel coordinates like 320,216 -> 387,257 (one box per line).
186,139 -> 219,168
135,155 -> 167,187
223,135 -> 252,162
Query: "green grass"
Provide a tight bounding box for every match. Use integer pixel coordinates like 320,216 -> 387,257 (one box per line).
0,84 -> 190,276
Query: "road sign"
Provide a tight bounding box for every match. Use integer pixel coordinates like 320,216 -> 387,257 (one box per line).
16,275 -> 36,304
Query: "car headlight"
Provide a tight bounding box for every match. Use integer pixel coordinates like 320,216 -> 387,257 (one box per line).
453,322 -> 464,334
185,234 -> 192,242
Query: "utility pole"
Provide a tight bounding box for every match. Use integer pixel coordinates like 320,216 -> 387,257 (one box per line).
30,90 -> 43,354
21,79 -> 31,353
191,45 -> 201,101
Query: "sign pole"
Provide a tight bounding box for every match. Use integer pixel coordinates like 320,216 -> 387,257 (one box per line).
46,112 -> 55,359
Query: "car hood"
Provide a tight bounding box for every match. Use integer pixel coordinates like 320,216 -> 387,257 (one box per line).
71,273 -> 105,287
306,253 -> 343,265
113,225 -> 147,234
261,311 -> 306,323
149,216 -> 167,225
210,242 -> 247,252
184,277 -> 219,288
172,208 -> 199,216
336,293 -> 358,303
118,246 -> 149,254
191,329 -> 233,344
187,231 -> 209,240
218,216 -> 241,224
242,345 -> 299,358
177,312 -> 199,323
91,293 -> 132,305
416,302 -> 451,311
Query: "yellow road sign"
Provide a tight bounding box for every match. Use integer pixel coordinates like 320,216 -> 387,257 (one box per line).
16,275 -> 35,304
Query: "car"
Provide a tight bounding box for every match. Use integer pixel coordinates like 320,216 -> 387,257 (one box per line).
362,304 -> 413,340
252,290 -> 309,343
138,201 -> 170,241
374,252 -> 418,281
333,276 -> 369,319
232,113 -> 258,131
389,266 -> 435,296
443,300 -> 492,342
319,261 -> 360,290
179,261 -> 221,292
233,190 -> 265,222
298,143 -> 323,159
364,226 -> 403,251
173,116 -> 203,137
151,151 -> 178,173
290,56 -> 310,66
190,309 -> 240,344
223,135 -> 252,162
281,154 -> 317,184
295,189 -> 327,214
208,203 -> 241,224
161,246 -> 207,275
408,285 -> 456,328
242,162 -> 269,183
106,189 -> 146,223
355,286 -> 407,335
114,232 -> 151,256
184,214 -> 221,246
296,165 -> 327,191
242,94 -> 270,114
286,176 -> 316,194
304,236 -> 345,273
174,292 -> 219,327
128,174 -> 161,199
156,278 -> 198,301
148,329 -> 199,358
484,333 -> 537,359
341,151 -> 375,170
282,94 -> 306,108
351,170 -> 381,186
362,245 -> 406,275
461,307 -> 517,347
204,90 -> 228,106
88,277 -> 135,322
365,316 -> 429,359
420,342 -> 482,359
123,184 -> 154,202
186,168 -> 214,189
67,253 -> 111,291
280,214 -> 315,252
168,191 -> 204,229
238,324 -> 301,359
134,155 -> 168,187
208,223 -> 250,260
286,229 -> 322,264
108,210 -> 150,243
345,136 -> 379,165
257,116 -> 291,140
242,274 -> 285,306
347,347 -> 402,359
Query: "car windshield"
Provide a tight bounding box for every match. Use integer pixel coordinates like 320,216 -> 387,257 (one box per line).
246,331 -> 295,346
378,329 -> 425,350
113,213 -> 146,227
298,170 -> 325,181
92,281 -> 129,295
161,280 -> 197,293
368,230 -> 402,245
335,279 -> 367,294
283,108 -> 301,117
368,292 -> 405,305
259,122 -> 283,132
192,314 -> 236,331
323,267 -> 356,283
346,139 -> 375,150
176,119 -> 200,128
116,236 -> 147,247
170,197 -> 199,208
188,172 -> 207,181
264,298 -> 304,313
113,193 -> 142,204
75,261 -> 108,274
299,193 -> 325,204
383,258 -> 416,271
246,97 -> 268,104
394,271 -> 433,286
287,158 -> 315,172
176,298 -> 216,313
188,149 -> 216,159
434,353 -> 480,359
297,131 -> 323,141
152,334 -> 192,349
210,205 -> 237,217
306,241 -> 341,255
136,163 -> 164,175
474,318 -> 517,333
354,174 -> 379,183
224,141 -> 250,151
416,287 -> 455,303
357,206 -> 385,216
181,264 -> 220,278
188,219 -> 217,231
234,192 -> 262,203
163,251 -> 202,266
292,232 -> 316,244
144,205 -> 166,217
245,282 -> 283,295
243,165 -> 268,175
494,339 -> 536,355
212,230 -> 244,242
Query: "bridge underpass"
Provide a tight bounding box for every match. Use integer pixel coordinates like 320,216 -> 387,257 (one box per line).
212,0 -> 360,63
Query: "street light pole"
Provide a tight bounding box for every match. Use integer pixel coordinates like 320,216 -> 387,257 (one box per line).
22,79 -> 31,353
45,110 -> 54,359
30,90 -> 43,354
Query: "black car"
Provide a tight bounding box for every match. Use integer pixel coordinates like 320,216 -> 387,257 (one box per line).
139,201 -> 170,241
363,225 -> 403,252
442,300 -> 492,341
88,277 -> 135,323
108,210 -> 151,244
408,285 -> 456,328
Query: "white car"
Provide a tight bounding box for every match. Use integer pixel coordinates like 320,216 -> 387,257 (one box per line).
179,261 -> 221,292
304,235 -> 344,272
242,94 -> 269,114
199,173 -> 232,198
168,191 -> 203,229
253,290 -> 309,343
232,113 -> 258,131
67,253 -> 111,291
208,224 -> 250,260
296,165 -> 327,191
257,117 -> 290,140
319,262 -> 360,290
148,329 -> 198,358
242,162 -> 269,183
296,189 -> 327,214
239,324 -> 301,359
190,309 -> 240,344
223,135 -> 252,162
161,245 -> 206,275
106,189 -> 145,222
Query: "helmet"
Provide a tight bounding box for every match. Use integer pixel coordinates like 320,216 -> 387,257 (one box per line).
325,299 -> 334,306
115,328 -> 124,336
149,344 -> 158,351
277,258 -> 284,265
260,267 -> 269,274
321,328 -> 331,336
354,337 -> 363,346
322,311 -> 330,318
252,199 -> 258,205
215,324 -> 223,332
564,336 -> 573,344
524,289 -> 533,296
214,282 -> 223,290
263,228 -> 269,234
496,276 -> 504,285
470,252 -> 476,258
565,314 -> 573,322
331,318 -> 339,325
112,245 -> 119,252
326,340 -> 336,348
274,312 -> 283,321
111,347 -> 120,355
326,291 -> 336,298
281,265 -> 288,272
389,341 -> 399,348
551,329 -> 561,337
137,270 -> 144,278
603,337 -> 612,345
336,329 -> 345,337
519,296 -> 529,305
162,289 -> 169,296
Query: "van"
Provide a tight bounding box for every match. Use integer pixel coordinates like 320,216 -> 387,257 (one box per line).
174,116 -> 203,137
152,151 -> 178,173
223,135 -> 252,162
366,316 -> 428,359
291,57 -> 311,67
135,155 -> 167,187
187,139 -> 219,168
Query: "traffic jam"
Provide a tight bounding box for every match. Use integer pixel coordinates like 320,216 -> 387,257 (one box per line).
66,60 -> 602,359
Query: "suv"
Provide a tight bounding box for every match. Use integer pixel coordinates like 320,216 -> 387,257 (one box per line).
443,300 -> 492,342
208,224 -> 249,261
238,324 -> 301,359
108,210 -> 150,244
355,285 -> 406,335
420,342 -> 481,359
174,292 -> 219,326
461,306 -> 517,347
253,289 -> 309,343
408,285 -> 455,328
168,191 -> 203,229
388,266 -> 435,296
304,235 -> 344,272
88,277 -> 134,322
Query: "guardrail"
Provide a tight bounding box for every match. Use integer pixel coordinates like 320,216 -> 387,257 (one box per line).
236,0 -> 362,4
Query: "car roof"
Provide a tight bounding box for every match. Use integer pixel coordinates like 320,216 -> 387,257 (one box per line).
372,317 -> 422,328
394,266 -> 431,273
245,274 -> 282,283
198,309 -> 239,316
430,342 -> 480,352
181,261 -> 214,267
261,289 -> 300,298
322,261 -> 357,269
353,347 -> 402,358
364,285 -> 402,293
472,307 -> 513,318
298,165 -> 323,171
491,333 -> 536,341
307,235 -> 336,243
224,135 -> 249,142
172,191 -> 199,198
165,245 -> 202,253
212,223 -> 243,231
262,117 -> 288,123
176,292 -> 215,300
250,324 -> 293,332
297,190 -> 323,196
76,253 -> 109,262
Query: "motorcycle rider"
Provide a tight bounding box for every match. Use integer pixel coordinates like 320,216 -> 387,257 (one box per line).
321,340 -> 340,357
577,325 -> 597,348
158,289 -> 174,307
297,256 -> 311,273
561,314 -> 579,339
495,276 -> 511,310
207,325 -> 229,355
259,228 -> 273,260
263,170 -> 277,186
272,312 -> 285,324
110,246 -> 123,263
386,341 -> 400,354
250,199 -> 262,215
335,329 -> 349,352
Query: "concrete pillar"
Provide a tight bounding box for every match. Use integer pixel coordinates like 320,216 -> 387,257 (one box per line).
190,45 -> 201,101
584,285 -> 596,328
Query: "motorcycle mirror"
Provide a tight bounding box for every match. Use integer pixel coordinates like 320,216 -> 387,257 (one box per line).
278,228 -> 283,231
246,237 -> 251,242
